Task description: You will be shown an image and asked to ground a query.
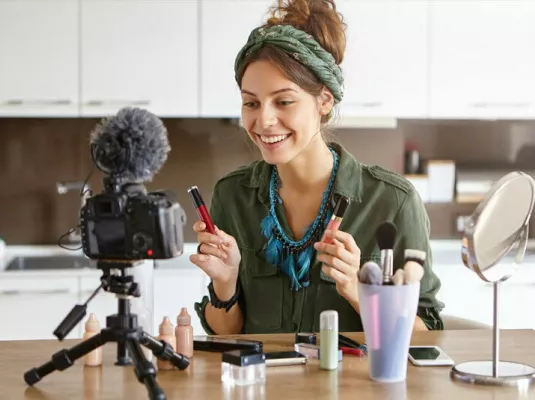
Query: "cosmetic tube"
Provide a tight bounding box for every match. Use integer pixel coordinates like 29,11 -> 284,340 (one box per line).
321,196 -> 350,244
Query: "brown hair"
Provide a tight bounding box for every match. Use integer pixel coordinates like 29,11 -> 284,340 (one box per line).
236,0 -> 346,124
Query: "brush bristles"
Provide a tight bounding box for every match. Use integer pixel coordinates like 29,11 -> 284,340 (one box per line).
404,249 -> 426,265
375,221 -> 397,250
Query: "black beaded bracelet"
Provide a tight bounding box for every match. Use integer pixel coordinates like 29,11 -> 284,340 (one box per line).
208,280 -> 240,313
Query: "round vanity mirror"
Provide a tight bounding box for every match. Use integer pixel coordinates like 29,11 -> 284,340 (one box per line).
451,171 -> 535,387
461,171 -> 535,283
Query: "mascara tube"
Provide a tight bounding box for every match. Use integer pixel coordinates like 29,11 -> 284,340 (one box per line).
187,186 -> 216,235
321,196 -> 350,244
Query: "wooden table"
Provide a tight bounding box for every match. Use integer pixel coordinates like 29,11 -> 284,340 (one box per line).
1,330 -> 534,400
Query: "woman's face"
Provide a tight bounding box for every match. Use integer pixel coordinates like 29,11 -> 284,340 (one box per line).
240,60 -> 329,165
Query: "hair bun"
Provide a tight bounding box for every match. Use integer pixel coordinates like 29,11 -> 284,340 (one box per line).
266,0 -> 346,64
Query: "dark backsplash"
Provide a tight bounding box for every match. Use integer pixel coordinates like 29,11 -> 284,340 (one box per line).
0,117 -> 533,244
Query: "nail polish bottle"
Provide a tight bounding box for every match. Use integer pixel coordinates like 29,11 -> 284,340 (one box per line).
157,317 -> 176,370
83,313 -> 102,367
175,308 -> 194,359
320,310 -> 338,371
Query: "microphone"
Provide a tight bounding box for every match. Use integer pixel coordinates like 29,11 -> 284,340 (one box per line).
375,221 -> 397,285
89,106 -> 171,183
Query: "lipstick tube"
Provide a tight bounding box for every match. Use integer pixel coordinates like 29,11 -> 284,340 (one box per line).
321,196 -> 350,244
187,186 -> 216,235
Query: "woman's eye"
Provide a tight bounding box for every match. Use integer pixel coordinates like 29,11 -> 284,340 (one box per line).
243,101 -> 258,108
278,100 -> 294,106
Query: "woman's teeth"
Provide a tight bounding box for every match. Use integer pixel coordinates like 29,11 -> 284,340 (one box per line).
260,134 -> 290,144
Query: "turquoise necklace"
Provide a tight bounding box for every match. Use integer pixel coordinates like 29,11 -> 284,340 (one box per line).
260,146 -> 339,290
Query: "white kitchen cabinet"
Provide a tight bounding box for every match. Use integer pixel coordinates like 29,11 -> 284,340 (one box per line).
0,0 -> 79,117
0,276 -> 80,341
429,0 -> 535,119
200,0 -> 273,117
434,263 -> 535,329
80,0 -> 199,117
153,270 -> 210,336
336,0 -> 429,119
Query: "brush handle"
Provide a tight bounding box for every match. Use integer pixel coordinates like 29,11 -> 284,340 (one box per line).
380,249 -> 393,284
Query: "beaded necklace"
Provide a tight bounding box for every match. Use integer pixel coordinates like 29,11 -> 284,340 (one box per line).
260,146 -> 339,290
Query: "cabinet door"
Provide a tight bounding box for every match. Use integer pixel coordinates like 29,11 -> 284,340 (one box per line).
154,270 -> 209,336
200,0 -> 272,117
0,0 -> 79,117
80,0 -> 199,117
336,0 -> 428,119
429,0 -> 535,119
0,277 -> 80,340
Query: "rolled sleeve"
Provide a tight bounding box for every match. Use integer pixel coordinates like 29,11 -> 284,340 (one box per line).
392,188 -> 445,330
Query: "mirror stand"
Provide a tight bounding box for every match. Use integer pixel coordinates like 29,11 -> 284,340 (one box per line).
451,225 -> 535,387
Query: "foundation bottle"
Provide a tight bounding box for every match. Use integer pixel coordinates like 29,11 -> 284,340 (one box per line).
175,308 -> 194,359
157,317 -> 176,370
83,313 -> 102,367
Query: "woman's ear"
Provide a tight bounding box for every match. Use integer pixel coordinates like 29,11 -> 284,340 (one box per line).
318,87 -> 335,117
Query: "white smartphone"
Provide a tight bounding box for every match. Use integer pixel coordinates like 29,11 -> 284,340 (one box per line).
408,346 -> 454,366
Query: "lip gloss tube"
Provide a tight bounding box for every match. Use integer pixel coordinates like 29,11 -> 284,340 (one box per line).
321,196 -> 350,244
187,186 -> 216,235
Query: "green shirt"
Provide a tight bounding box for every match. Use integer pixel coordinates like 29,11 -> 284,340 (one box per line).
194,142 -> 445,334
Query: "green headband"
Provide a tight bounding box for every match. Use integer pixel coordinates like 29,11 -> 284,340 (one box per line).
234,24 -> 344,103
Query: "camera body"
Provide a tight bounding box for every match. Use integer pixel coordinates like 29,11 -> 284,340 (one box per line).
80,178 -> 186,260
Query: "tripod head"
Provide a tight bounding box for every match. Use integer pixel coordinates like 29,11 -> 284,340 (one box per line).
53,259 -> 144,340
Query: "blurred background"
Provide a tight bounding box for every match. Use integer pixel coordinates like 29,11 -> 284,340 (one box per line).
1,0 -> 535,338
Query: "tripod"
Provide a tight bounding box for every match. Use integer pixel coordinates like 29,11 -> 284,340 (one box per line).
23,260 -> 190,400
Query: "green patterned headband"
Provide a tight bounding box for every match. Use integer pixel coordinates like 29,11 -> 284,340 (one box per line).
234,24 -> 344,103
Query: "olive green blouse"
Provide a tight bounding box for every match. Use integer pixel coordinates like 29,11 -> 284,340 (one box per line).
194,142 -> 445,334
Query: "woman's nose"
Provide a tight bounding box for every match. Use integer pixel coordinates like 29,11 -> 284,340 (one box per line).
258,105 -> 277,129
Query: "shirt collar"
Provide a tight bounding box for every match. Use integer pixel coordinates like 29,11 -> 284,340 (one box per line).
239,142 -> 363,207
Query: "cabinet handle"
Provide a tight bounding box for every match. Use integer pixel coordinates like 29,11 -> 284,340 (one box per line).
2,99 -> 72,106
348,101 -> 383,108
0,289 -> 71,295
84,100 -> 151,107
470,102 -> 531,108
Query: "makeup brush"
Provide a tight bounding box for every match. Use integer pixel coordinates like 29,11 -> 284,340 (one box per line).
375,221 -> 397,285
403,249 -> 425,285
391,268 -> 405,285
358,261 -> 383,285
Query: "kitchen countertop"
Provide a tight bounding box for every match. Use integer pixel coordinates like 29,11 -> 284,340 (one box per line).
0,243 -> 201,276
1,239 -> 535,276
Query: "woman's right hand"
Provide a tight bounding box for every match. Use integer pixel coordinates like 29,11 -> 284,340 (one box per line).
189,221 -> 241,297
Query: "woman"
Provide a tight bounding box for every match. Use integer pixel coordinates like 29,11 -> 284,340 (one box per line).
191,0 -> 444,335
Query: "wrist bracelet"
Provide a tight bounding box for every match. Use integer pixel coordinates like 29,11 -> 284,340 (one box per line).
208,280 -> 240,313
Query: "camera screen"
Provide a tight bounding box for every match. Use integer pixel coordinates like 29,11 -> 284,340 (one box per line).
94,219 -> 125,253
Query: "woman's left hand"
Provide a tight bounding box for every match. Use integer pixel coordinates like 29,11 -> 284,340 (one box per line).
314,230 -> 361,308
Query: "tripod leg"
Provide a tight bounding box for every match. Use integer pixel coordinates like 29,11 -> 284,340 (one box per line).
24,332 -> 108,386
139,331 -> 190,370
126,338 -> 166,400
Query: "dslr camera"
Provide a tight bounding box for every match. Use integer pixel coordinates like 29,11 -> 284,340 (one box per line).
79,107 -> 186,261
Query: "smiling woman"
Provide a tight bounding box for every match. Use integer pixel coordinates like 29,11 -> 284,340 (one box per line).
190,0 -> 445,336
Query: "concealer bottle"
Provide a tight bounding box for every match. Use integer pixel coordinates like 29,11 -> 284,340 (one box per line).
83,313 -> 102,367
175,308 -> 194,359
156,317 -> 176,370
320,310 -> 339,371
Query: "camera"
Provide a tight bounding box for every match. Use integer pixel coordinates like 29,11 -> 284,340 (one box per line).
78,106 -> 186,261
80,177 -> 186,260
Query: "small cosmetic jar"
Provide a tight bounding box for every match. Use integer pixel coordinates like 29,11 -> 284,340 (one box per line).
221,349 -> 266,386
